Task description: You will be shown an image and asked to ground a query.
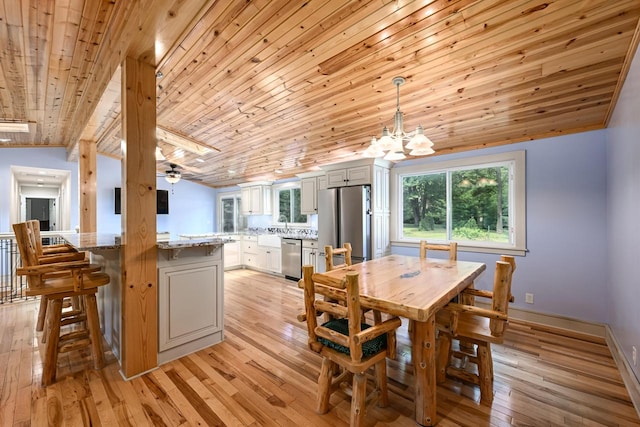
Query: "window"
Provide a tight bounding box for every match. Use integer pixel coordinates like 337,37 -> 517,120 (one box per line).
391,151 -> 526,254
219,192 -> 246,233
273,184 -> 308,225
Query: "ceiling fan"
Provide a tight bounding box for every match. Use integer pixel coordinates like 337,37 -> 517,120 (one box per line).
157,162 -> 202,185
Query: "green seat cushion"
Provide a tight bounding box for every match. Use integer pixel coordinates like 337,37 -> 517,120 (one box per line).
318,319 -> 387,358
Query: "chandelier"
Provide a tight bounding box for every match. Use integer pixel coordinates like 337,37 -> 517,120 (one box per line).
363,76 -> 434,160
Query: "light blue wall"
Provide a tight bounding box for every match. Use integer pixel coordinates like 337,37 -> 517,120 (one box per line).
606,42 -> 640,381
96,155 -> 217,238
0,148 -> 79,232
0,151 -> 216,238
392,130 -> 609,324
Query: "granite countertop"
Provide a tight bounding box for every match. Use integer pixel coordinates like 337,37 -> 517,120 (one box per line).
179,229 -> 318,241
60,233 -> 234,251
156,237 -> 233,250
60,232 -> 121,250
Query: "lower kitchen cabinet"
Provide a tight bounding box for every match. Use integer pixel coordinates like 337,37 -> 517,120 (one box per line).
157,245 -> 224,364
302,240 -> 321,272
224,239 -> 241,269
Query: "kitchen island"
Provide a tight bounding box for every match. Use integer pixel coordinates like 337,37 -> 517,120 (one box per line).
61,233 -> 231,370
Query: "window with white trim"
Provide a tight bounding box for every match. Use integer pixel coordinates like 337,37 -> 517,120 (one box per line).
273,183 -> 308,226
218,192 -> 246,233
391,151 -> 526,254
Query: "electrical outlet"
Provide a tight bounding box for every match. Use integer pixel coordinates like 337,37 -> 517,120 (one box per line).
525,293 -> 534,304
633,346 -> 637,367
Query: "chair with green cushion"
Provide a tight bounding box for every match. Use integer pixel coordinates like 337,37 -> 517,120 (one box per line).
301,265 -> 402,427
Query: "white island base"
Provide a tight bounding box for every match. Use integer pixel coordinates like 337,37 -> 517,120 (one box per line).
157,244 -> 224,364
63,233 -> 227,377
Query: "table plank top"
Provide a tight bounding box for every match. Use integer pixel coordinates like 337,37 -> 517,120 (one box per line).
315,255 -> 486,322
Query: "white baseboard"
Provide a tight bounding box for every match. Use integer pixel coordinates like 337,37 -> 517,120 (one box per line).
605,325 -> 640,420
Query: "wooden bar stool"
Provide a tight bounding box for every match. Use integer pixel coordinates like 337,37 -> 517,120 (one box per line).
13,222 -> 110,386
26,220 -> 91,332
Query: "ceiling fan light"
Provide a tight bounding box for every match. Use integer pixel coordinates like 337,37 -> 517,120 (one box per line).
165,173 -> 181,184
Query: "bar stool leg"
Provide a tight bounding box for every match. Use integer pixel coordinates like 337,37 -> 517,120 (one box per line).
84,293 -> 104,370
42,298 -> 63,386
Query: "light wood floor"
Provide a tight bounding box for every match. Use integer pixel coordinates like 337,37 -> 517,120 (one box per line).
1,269 -> 639,426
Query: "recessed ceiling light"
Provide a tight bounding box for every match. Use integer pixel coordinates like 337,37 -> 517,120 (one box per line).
275,169 -> 283,174
195,158 -> 205,163
0,138 -> 11,142
228,169 -> 236,175
37,178 -> 44,182
0,122 -> 29,132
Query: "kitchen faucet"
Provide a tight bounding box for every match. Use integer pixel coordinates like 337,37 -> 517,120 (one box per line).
278,214 -> 289,231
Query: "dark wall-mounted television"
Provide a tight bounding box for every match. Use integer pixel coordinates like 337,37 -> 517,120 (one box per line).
115,187 -> 169,215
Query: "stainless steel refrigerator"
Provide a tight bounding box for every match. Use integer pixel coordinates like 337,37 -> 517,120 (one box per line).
317,185 -> 371,273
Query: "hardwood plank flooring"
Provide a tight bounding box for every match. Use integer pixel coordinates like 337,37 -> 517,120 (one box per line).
0,269 -> 638,426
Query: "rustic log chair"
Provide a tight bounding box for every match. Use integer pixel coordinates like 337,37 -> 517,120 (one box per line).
301,265 -> 402,427
419,240 -> 458,261
324,242 -> 352,270
26,220 -> 92,333
13,221 -> 110,386
435,255 -> 516,405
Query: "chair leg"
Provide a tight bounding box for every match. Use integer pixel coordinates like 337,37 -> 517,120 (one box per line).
351,373 -> 367,427
84,293 -> 104,370
375,359 -> 389,407
42,297 -> 63,386
36,296 -> 48,332
316,358 -> 334,414
477,342 -> 494,405
436,333 -> 452,384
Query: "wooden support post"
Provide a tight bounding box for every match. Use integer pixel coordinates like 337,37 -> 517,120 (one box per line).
120,56 -> 158,378
79,139 -> 97,232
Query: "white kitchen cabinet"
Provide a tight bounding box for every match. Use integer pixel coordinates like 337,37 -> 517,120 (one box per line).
326,165 -> 371,188
157,245 -> 224,364
303,240 -> 321,272
223,239 -> 241,270
242,235 -> 260,268
239,182 -> 272,215
300,177 -> 318,214
264,247 -> 281,274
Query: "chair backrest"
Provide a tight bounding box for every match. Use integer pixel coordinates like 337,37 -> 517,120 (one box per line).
419,240 -> 458,261
490,255 -> 516,336
27,220 -> 45,257
324,243 -> 352,271
302,265 -> 368,362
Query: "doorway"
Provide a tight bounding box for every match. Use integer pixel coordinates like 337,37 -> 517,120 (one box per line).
25,197 -> 57,231
10,166 -> 71,231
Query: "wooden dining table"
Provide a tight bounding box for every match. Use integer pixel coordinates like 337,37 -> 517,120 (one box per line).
315,254 -> 486,426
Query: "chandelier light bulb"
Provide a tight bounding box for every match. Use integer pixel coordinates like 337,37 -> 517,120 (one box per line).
363,77 -> 435,160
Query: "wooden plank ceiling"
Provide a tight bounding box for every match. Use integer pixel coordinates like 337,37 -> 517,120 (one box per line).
1,0 -> 639,188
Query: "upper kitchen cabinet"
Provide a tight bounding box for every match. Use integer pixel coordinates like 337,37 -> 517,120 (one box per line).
325,165 -> 371,188
298,171 -> 326,215
239,182 -> 272,215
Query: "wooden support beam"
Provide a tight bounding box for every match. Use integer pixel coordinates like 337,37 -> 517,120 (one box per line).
79,140 -> 97,232
120,56 -> 158,378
